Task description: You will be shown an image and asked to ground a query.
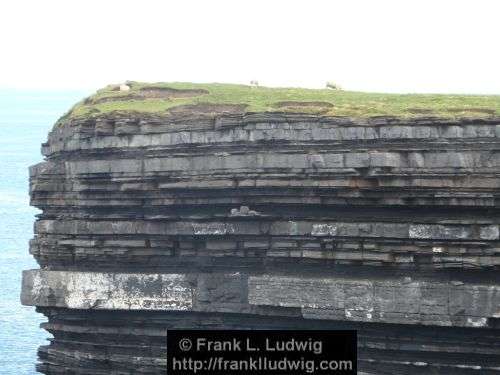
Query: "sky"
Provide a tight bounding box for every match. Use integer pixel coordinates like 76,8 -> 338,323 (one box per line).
1,0 -> 499,94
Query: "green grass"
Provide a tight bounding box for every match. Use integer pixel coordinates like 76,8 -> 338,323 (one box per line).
60,81 -> 500,123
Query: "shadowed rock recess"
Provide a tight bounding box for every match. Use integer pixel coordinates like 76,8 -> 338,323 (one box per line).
21,103 -> 500,374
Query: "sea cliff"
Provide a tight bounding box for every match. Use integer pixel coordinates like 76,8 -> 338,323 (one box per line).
22,83 -> 500,374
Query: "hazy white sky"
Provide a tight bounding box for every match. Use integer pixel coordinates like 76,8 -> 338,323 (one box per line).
1,0 -> 499,94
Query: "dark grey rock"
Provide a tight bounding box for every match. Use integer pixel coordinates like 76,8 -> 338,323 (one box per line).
22,111 -> 500,374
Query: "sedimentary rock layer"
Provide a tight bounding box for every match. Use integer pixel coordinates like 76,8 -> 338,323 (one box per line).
23,112 -> 500,374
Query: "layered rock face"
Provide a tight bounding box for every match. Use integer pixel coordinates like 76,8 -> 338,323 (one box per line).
22,112 -> 500,374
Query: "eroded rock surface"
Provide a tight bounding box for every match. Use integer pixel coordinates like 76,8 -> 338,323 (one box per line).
22,112 -> 500,374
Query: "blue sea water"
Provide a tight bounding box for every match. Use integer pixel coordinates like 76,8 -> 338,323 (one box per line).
0,89 -> 89,374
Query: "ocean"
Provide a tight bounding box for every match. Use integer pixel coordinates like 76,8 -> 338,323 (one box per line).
0,89 -> 89,374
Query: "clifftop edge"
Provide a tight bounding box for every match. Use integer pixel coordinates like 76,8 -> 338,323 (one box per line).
58,81 -> 500,125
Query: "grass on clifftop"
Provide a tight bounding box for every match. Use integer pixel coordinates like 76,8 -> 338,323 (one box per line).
60,81 -> 500,122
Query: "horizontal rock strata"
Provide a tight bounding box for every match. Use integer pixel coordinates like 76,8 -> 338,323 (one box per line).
23,112 -> 500,374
